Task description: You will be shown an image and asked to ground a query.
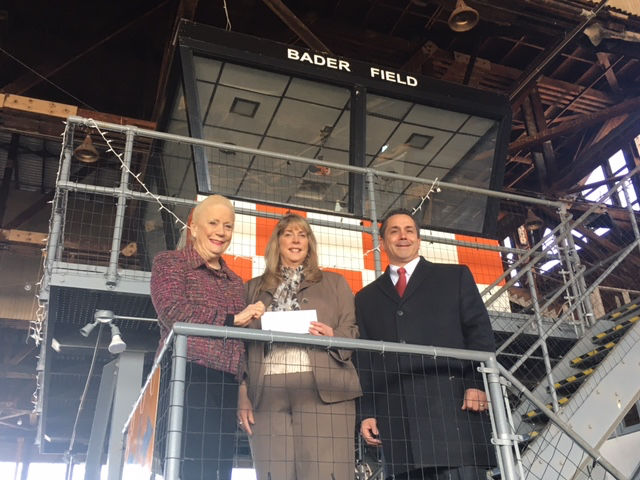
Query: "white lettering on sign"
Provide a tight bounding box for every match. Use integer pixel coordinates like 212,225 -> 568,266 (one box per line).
287,48 -> 351,72
370,67 -> 418,87
286,49 -> 417,88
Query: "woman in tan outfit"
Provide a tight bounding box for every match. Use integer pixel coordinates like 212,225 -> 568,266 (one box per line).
237,213 -> 362,480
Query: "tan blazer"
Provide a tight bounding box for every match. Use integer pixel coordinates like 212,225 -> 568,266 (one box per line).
245,270 -> 362,406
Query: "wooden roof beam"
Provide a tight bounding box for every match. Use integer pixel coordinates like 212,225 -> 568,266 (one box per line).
551,110 -> 640,190
261,0 -> 332,53
508,96 -> 640,153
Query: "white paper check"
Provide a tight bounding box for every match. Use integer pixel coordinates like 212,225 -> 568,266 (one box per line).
261,310 -> 317,334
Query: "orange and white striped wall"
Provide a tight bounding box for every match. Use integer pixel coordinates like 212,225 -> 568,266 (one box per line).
211,200 -> 509,312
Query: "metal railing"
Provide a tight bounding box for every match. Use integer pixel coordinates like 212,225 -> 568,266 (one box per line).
38,116 -> 640,479
124,324 -> 628,480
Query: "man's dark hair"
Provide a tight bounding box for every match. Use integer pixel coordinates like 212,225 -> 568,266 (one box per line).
379,208 -> 419,238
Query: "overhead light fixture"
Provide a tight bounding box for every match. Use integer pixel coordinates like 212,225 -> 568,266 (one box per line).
74,134 -> 99,163
79,320 -> 99,337
108,324 -> 127,354
524,208 -> 544,231
406,133 -> 433,149
230,97 -> 260,118
448,0 -> 479,33
78,309 -> 127,354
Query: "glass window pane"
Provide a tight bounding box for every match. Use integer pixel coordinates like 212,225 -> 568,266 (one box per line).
366,93 -> 499,234
193,56 -> 351,213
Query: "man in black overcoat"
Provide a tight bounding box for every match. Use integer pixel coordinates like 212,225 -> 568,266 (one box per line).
355,209 -> 496,480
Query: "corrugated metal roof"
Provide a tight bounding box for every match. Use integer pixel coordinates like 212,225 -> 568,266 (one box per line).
606,0 -> 640,17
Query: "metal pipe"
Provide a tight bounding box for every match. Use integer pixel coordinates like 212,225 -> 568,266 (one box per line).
499,364 -> 628,480
481,223 -> 564,303
621,179 -> 640,257
509,238 -> 640,373
164,334 -> 187,480
561,207 -> 596,327
497,377 -> 526,479
556,208 -> 587,330
106,130 -> 134,286
490,167 -> 639,327
496,261 -> 580,355
366,171 -> 383,276
485,357 -> 519,480
526,269 -> 560,412
55,180 -> 529,257
41,146 -> 73,300
480,363 -> 506,479
171,323 -> 494,362
113,314 -> 157,323
65,116 -> 563,208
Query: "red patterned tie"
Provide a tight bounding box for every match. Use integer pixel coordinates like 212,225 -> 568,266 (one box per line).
396,267 -> 407,297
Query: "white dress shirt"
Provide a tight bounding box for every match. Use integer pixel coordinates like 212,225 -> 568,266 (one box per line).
389,256 -> 420,287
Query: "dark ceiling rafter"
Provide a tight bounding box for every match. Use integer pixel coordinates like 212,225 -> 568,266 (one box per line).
552,111 -> 640,190
261,0 -> 333,53
508,96 -> 640,153
509,0 -> 610,108
1,0 -> 173,105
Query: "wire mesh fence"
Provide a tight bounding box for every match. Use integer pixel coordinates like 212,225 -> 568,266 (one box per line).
45,117 -> 640,479
146,327 -> 512,480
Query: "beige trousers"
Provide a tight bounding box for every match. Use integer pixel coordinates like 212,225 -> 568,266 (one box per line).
250,371 -> 356,480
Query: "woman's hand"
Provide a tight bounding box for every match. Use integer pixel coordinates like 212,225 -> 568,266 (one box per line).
234,301 -> 265,327
237,383 -> 255,435
309,321 -> 334,337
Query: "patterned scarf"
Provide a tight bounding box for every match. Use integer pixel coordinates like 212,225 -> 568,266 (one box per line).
270,266 -> 304,312
263,265 -> 312,375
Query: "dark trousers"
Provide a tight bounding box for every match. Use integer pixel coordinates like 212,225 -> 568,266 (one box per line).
390,466 -> 488,480
181,362 -> 238,480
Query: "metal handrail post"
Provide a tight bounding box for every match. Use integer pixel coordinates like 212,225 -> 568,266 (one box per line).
164,334 -> 187,480
556,208 -> 587,330
496,261 -> 583,355
526,270 -> 560,412
621,179 -> 640,255
485,356 -> 519,479
41,132 -> 74,300
482,223 -> 564,305
509,238 -> 640,373
560,207 -> 595,328
365,170 -> 382,277
106,129 -> 134,286
487,166 -> 640,309
499,364 -> 628,480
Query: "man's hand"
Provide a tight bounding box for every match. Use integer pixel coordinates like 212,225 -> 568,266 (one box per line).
462,388 -> 489,412
360,417 -> 382,446
234,301 -> 265,327
237,383 -> 255,435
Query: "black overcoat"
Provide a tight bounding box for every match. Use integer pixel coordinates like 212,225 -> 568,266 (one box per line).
354,257 -> 496,473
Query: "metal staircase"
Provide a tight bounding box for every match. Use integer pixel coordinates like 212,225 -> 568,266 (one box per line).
514,298 -> 640,479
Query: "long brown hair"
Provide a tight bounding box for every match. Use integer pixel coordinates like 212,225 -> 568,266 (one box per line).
260,214 -> 321,292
